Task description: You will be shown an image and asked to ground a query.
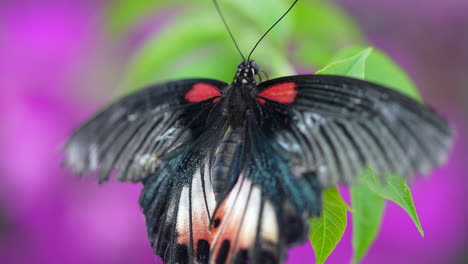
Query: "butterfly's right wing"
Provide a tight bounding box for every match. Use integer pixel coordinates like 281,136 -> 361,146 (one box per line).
255,74 -> 453,187
205,74 -> 454,264
63,79 -> 227,182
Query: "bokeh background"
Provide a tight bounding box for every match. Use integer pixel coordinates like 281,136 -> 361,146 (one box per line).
1,0 -> 467,264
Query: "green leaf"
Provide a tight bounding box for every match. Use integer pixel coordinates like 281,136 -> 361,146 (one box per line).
331,46 -> 421,100
360,170 -> 424,237
309,187 -> 349,264
315,47 -> 372,78
350,183 -> 386,264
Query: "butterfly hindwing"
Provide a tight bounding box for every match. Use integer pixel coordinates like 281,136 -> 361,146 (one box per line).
141,152 -> 213,263
140,113 -> 227,263
209,118 -> 322,264
255,74 -> 453,187
62,79 -> 227,182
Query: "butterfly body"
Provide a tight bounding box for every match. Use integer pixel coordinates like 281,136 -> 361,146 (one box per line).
212,127 -> 243,202
217,61 -> 259,127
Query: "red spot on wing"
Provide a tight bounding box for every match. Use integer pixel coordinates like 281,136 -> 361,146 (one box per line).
257,82 -> 297,104
185,83 -> 221,103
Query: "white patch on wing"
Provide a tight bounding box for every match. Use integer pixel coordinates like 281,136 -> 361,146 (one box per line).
156,127 -> 176,140
261,200 -> 279,243
174,165 -> 215,250
176,186 -> 190,244
191,168 -> 211,241
228,176 -> 251,227
236,185 -> 261,249
203,160 -> 216,215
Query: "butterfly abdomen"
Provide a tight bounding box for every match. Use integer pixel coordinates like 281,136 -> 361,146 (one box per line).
212,127 -> 243,202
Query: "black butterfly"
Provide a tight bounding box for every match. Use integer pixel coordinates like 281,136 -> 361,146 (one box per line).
62,1 -> 453,264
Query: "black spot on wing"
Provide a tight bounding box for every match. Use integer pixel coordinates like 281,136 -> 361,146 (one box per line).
216,240 -> 231,264
197,239 -> 210,263
256,250 -> 278,264
175,244 -> 190,264
233,250 -> 249,264
213,218 -> 221,228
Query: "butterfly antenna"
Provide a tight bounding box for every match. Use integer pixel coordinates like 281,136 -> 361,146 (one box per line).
247,0 -> 298,61
213,0 -> 246,61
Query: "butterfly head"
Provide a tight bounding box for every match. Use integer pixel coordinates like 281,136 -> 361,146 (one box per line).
233,60 -> 260,85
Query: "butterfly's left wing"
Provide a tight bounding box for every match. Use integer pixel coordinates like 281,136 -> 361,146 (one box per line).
63,78 -> 230,263
63,79 -> 227,182
140,118 -> 228,264
255,74 -> 453,187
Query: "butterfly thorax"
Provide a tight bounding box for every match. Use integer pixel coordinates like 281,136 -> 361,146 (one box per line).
225,60 -> 259,127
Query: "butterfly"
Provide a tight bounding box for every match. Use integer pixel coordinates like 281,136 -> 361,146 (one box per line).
62,1 -> 453,263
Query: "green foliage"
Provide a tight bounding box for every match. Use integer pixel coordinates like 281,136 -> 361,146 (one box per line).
108,0 -> 362,92
309,187 -> 350,264
315,47 -> 371,78
105,1 -> 425,263
315,47 -> 424,263
360,169 -> 424,236
331,47 -> 421,101
350,181 -> 386,264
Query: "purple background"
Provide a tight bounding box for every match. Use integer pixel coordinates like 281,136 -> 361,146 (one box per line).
0,0 -> 466,263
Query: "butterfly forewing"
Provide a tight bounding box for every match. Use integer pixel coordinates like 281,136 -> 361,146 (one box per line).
255,74 -> 453,187
63,79 -> 227,182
